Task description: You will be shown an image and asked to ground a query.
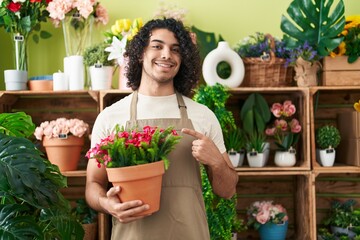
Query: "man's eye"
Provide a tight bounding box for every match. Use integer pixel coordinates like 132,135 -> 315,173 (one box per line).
172,48 -> 180,53
152,45 -> 161,49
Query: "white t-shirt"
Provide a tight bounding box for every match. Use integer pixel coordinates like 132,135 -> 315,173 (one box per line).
91,92 -> 226,154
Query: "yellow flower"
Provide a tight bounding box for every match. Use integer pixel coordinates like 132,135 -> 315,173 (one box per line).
132,18 -> 143,30
330,41 -> 346,57
354,100 -> 360,112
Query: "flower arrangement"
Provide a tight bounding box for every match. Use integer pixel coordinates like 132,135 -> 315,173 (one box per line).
86,125 -> 182,169
153,1 -> 188,22
330,15 -> 360,63
247,200 -> 288,230
104,18 -> 143,66
34,118 -> 89,140
46,0 -> 108,27
285,41 -> 321,67
234,32 -> 290,59
265,100 -> 302,151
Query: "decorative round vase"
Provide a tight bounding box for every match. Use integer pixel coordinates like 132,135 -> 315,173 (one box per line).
258,221 -> 288,240
106,161 -> 165,217
274,149 -> 296,167
42,135 -> 84,172
294,57 -> 321,87
89,65 -> 113,90
202,41 -> 245,88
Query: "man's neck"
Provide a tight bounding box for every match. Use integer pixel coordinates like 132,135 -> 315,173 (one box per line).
138,80 -> 175,96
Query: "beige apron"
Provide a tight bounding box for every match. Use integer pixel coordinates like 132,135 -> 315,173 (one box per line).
111,91 -> 210,240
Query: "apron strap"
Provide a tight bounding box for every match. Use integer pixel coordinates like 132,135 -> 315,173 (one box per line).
129,90 -> 189,121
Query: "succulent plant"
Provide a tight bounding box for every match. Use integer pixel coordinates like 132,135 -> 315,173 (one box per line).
316,125 -> 341,149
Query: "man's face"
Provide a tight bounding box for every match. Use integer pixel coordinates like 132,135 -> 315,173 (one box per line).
141,28 -> 181,84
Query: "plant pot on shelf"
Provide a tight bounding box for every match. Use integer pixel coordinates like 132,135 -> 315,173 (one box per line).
258,221 -> 288,240
106,160 -> 165,217
83,222 -> 98,240
246,151 -> 266,168
317,148 -> 336,167
42,135 -> 84,171
228,149 -> 245,167
4,70 -> 28,90
330,226 -> 356,238
274,147 -> 296,167
89,65 -> 113,90
294,57 -> 321,87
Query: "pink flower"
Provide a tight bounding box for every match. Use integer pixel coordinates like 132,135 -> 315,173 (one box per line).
7,2 -> 21,12
265,127 -> 276,136
289,119 -> 301,133
275,119 -> 288,132
256,210 -> 270,224
95,3 -> 108,25
282,100 -> 296,117
270,103 -> 283,118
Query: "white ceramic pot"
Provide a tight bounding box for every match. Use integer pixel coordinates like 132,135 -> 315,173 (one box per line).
89,65 -> 114,90
331,226 -> 356,238
318,148 -> 336,167
247,152 -> 266,167
274,149 -> 296,167
64,55 -> 85,90
228,150 -> 245,167
4,69 -> 28,90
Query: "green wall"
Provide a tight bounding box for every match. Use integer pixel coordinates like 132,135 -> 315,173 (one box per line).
0,0 -> 359,90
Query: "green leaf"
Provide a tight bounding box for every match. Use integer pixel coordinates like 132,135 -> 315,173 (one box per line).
40,30 -> 52,39
281,0 -> 345,56
33,34 -> 39,44
0,112 -> 35,138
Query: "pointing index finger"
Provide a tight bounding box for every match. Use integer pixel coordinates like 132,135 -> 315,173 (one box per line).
181,128 -> 205,139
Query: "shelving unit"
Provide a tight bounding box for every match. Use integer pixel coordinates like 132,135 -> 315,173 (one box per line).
1,87 -> 359,239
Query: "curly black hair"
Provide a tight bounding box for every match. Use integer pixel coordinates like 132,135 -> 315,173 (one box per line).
124,18 -> 201,96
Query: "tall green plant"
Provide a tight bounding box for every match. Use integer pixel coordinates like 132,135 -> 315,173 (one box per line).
0,112 -> 84,239
193,83 -> 245,239
280,0 -> 345,56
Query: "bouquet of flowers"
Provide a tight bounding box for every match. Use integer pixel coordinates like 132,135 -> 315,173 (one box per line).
265,100 -> 302,151
247,200 -> 288,230
330,15 -> 360,63
34,118 -> 89,140
86,125 -> 182,169
285,41 -> 321,67
104,18 -> 143,66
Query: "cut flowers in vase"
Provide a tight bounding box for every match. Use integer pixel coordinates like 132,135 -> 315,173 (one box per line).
86,125 -> 182,170
104,18 -> 143,66
285,41 -> 321,67
247,200 -> 288,230
34,118 -> 89,140
330,15 -> 360,63
265,100 -> 301,151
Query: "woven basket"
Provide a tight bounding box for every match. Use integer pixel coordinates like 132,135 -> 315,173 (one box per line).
240,34 -> 294,87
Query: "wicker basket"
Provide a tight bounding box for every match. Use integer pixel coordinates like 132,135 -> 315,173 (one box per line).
240,34 -> 294,87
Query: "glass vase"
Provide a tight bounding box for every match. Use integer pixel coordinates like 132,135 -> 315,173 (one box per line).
12,33 -> 28,71
62,12 -> 94,57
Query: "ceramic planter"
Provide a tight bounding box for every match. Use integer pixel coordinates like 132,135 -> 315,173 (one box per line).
89,65 -> 113,90
330,226 -> 356,238
4,70 -> 28,90
258,221 -> 288,240
247,152 -> 266,167
83,222 -> 98,240
42,135 -> 84,172
274,148 -> 296,167
228,150 -> 245,167
317,148 -> 336,167
106,161 -> 165,217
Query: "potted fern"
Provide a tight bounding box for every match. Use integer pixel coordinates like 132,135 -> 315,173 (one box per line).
316,125 -> 341,167
0,112 -> 84,239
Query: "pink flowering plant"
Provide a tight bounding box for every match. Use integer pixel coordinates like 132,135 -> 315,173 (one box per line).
46,0 -> 108,27
34,118 -> 89,140
247,200 -> 288,230
86,125 -> 182,169
265,100 -> 302,151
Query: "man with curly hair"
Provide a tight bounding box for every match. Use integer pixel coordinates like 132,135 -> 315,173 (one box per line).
86,18 -> 238,239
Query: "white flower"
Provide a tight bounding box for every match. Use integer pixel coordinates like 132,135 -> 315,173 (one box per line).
105,36 -> 128,66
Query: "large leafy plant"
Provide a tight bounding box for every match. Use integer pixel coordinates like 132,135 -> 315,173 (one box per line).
280,0 -> 346,57
0,112 -> 84,239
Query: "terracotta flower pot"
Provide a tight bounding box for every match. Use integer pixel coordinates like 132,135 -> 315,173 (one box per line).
82,222 -> 98,240
42,135 -> 84,171
106,161 -> 165,217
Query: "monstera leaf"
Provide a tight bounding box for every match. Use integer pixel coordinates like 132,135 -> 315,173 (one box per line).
281,0 -> 345,56
0,112 -> 35,138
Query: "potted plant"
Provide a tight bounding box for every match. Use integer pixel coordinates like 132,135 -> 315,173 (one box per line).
34,118 -> 89,171
247,200 -> 289,240
73,199 -> 98,240
265,100 -> 302,167
224,126 -> 246,167
245,131 -> 267,168
316,125 -> 341,167
0,112 -> 84,239
86,125 -> 182,216
322,199 -> 360,238
83,42 -> 115,90
240,92 -> 271,166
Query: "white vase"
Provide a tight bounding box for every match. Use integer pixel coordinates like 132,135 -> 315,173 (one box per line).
274,149 -> 296,167
202,41 -> 245,88
4,69 -> 28,90
247,152 -> 266,167
64,56 -> 85,90
89,66 -> 113,90
318,148 -> 336,167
